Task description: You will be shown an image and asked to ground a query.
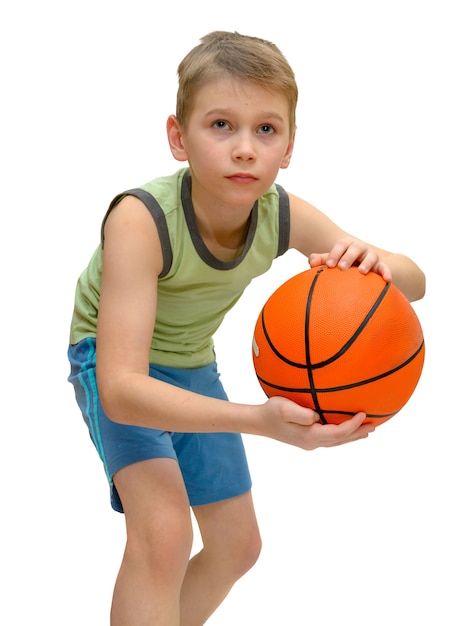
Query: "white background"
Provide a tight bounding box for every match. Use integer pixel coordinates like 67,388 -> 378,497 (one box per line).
2,1 -> 469,624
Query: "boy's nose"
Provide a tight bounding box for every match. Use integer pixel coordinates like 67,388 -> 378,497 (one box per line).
232,133 -> 256,161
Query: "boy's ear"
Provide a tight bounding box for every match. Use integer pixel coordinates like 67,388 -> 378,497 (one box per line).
280,128 -> 296,169
167,115 -> 188,162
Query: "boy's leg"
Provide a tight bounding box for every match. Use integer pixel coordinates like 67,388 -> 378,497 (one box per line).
180,490 -> 262,626
111,457 -> 194,626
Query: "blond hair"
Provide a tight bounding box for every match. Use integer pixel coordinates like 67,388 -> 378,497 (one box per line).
176,31 -> 298,133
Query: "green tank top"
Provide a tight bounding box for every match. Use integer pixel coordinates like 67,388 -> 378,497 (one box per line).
70,168 -> 290,368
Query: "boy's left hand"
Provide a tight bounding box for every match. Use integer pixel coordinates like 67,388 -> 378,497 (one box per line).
308,237 -> 392,282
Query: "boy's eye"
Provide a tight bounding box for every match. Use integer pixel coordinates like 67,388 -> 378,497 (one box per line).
258,124 -> 274,135
213,120 -> 230,130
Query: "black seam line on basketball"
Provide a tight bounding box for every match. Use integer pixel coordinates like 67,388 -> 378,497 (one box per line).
257,339 -> 424,396
259,269 -> 326,372
321,409 -> 396,420
317,340 -> 425,392
259,277 -> 393,371
311,279 -> 393,369
255,376 -> 397,420
304,269 -> 326,422
260,308 -> 307,368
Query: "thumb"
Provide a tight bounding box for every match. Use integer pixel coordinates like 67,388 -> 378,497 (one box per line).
308,253 -> 328,268
291,407 -> 321,427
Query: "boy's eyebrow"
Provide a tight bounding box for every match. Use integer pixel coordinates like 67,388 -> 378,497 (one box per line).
203,108 -> 287,123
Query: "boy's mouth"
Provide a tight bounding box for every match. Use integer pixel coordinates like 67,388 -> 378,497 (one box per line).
227,173 -> 258,184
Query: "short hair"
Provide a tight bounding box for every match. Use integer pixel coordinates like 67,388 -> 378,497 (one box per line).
176,31 -> 298,133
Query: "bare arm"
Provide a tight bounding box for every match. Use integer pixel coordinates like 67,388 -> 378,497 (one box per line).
95,195 -> 374,449
288,193 -> 426,302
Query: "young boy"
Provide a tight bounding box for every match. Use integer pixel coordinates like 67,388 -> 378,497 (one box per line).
68,31 -> 425,625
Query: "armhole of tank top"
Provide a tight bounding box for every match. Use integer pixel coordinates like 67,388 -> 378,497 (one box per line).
275,184 -> 290,257
100,189 -> 173,278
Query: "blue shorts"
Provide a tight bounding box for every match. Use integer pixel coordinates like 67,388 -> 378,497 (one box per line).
67,338 -> 252,513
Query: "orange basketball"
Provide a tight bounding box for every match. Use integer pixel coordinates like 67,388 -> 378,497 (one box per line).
252,266 -> 425,426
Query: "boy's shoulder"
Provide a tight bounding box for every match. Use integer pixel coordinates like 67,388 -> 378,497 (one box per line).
139,168 -> 188,203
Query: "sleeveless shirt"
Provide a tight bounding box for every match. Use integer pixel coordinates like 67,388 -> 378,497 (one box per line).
69,168 -> 290,368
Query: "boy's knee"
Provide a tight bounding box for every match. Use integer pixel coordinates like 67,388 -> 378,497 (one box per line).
126,508 -> 193,576
245,528 -> 263,570
228,526 -> 262,580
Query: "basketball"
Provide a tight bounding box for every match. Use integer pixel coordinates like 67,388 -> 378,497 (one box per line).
252,266 -> 425,426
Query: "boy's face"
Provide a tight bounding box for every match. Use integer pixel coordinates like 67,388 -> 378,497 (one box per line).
170,76 -> 295,210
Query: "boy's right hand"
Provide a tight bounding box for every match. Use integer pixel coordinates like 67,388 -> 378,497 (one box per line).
260,396 -> 375,450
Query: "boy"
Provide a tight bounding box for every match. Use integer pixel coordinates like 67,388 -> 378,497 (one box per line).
68,31 -> 425,625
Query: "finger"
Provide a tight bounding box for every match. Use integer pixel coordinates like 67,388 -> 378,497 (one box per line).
334,411 -> 367,433
290,408 -> 321,427
308,253 -> 328,268
376,262 -> 392,282
317,412 -> 372,445
319,424 -> 375,448
334,242 -> 369,270
357,258 -> 392,282
324,240 -> 350,267
356,251 -> 380,274
335,413 -> 376,442
325,239 -> 371,270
